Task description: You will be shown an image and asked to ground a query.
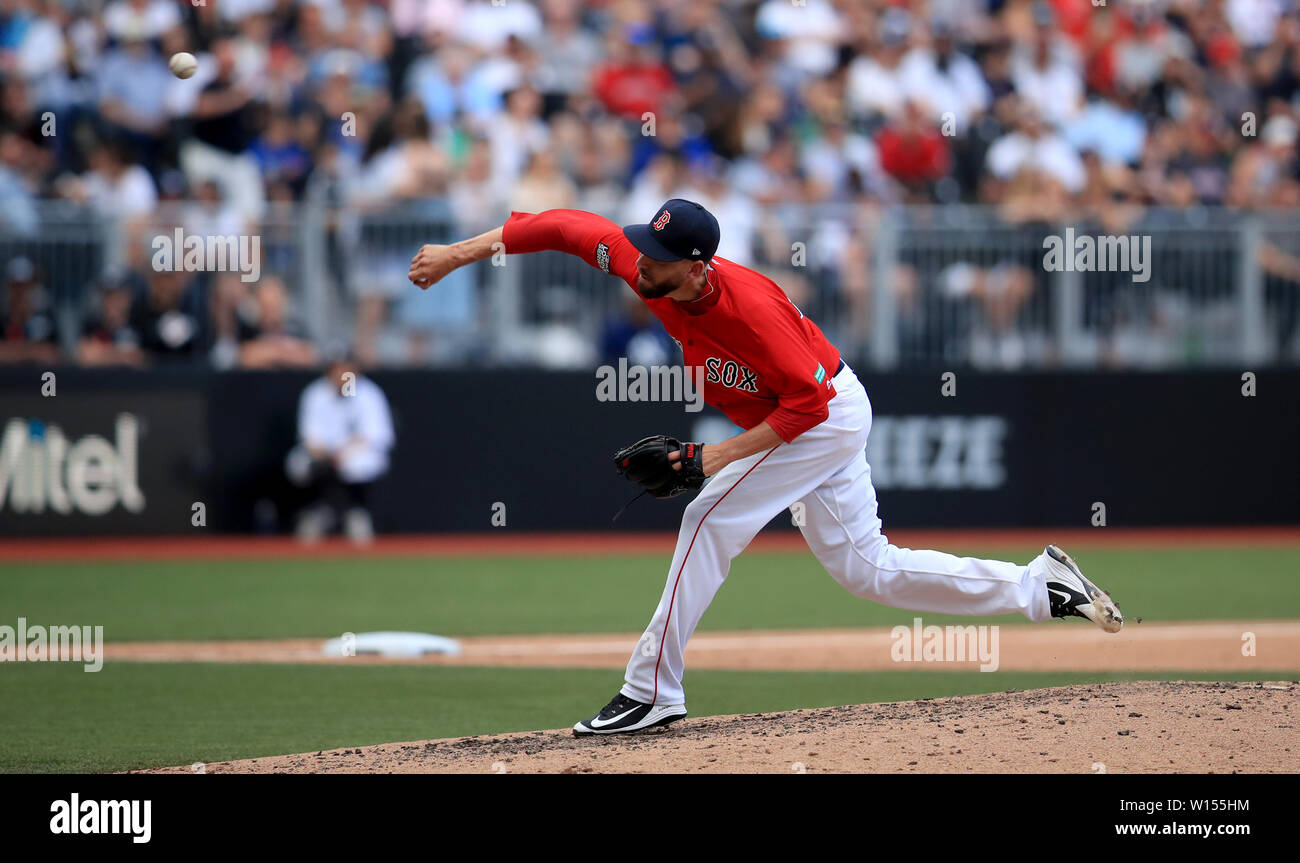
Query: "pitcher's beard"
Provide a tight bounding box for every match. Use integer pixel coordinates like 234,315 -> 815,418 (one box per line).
637,276 -> 677,299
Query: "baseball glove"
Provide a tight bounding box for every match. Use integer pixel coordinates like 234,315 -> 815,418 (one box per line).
613,435 -> 707,498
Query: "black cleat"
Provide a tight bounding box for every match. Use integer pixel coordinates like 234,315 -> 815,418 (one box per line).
572,693 -> 687,736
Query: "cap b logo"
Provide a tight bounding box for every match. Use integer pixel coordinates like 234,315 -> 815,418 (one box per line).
653,211 -> 671,231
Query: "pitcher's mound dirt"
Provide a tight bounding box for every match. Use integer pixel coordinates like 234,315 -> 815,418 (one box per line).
141,680 -> 1296,774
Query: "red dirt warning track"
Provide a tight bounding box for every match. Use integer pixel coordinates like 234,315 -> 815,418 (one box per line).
4,527 -> 1298,562
97,621 -> 1300,673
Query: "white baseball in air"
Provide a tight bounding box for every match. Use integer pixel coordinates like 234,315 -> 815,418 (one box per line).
169,52 -> 198,79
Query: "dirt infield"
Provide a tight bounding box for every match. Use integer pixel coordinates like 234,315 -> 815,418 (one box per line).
6,526 -> 1300,562
98,621 -> 1300,673
136,681 -> 1297,774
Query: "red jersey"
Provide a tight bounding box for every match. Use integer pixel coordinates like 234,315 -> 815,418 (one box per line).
591,62 -> 676,120
876,127 -> 950,184
502,209 -> 842,443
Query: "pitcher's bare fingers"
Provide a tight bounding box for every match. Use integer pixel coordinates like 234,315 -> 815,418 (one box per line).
409,244 -> 446,289
408,246 -> 430,286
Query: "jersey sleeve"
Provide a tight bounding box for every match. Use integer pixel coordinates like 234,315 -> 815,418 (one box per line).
501,209 -> 640,285
752,312 -> 835,443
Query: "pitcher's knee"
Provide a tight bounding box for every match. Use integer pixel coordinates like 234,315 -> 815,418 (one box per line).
838,571 -> 878,599
677,495 -> 731,550
822,535 -> 891,599
683,494 -> 714,524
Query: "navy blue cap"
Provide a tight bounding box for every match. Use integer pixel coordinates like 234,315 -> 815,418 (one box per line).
622,199 -> 720,263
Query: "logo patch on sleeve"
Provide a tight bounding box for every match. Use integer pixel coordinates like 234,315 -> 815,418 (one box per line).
814,363 -> 826,384
595,242 -> 611,274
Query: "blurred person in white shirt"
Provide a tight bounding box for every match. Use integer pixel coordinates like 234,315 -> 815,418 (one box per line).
68,138 -> 159,219
103,0 -> 181,42
1010,2 -> 1083,129
6,0 -> 66,108
535,0 -> 602,100
985,101 -> 1086,197
899,17 -> 991,134
846,8 -> 912,125
390,0 -> 464,39
1226,0 -> 1284,48
754,0 -> 843,81
456,0 -> 543,52
286,354 -> 395,544
487,86 -> 550,195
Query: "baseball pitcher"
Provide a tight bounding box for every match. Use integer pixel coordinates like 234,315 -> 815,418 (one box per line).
409,199 -> 1124,736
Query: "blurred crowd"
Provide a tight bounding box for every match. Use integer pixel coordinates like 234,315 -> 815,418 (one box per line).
2,0 -> 1300,369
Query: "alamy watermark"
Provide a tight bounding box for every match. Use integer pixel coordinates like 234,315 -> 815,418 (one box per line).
0,617 -> 104,671
890,618 -> 1000,672
50,794 -> 150,843
596,359 -> 706,412
1043,228 -> 1151,283
151,228 -> 261,282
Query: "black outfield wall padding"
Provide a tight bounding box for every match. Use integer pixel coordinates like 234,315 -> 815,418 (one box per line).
0,368 -> 1295,534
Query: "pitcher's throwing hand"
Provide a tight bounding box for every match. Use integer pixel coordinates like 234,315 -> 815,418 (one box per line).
408,244 -> 459,289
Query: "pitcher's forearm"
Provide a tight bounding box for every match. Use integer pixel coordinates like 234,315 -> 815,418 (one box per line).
409,226 -> 505,288
451,227 -> 504,266
416,209 -> 612,288
686,422 -> 782,477
718,421 -> 783,465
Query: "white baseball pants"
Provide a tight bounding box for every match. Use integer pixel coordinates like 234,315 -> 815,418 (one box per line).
621,364 -> 1052,707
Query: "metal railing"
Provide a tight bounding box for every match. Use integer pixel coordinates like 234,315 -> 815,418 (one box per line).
2,201 -> 1297,368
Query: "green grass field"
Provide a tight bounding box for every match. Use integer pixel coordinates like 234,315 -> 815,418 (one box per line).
3,547 -> 1297,640
2,545 -> 1297,772
0,663 -> 1284,773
